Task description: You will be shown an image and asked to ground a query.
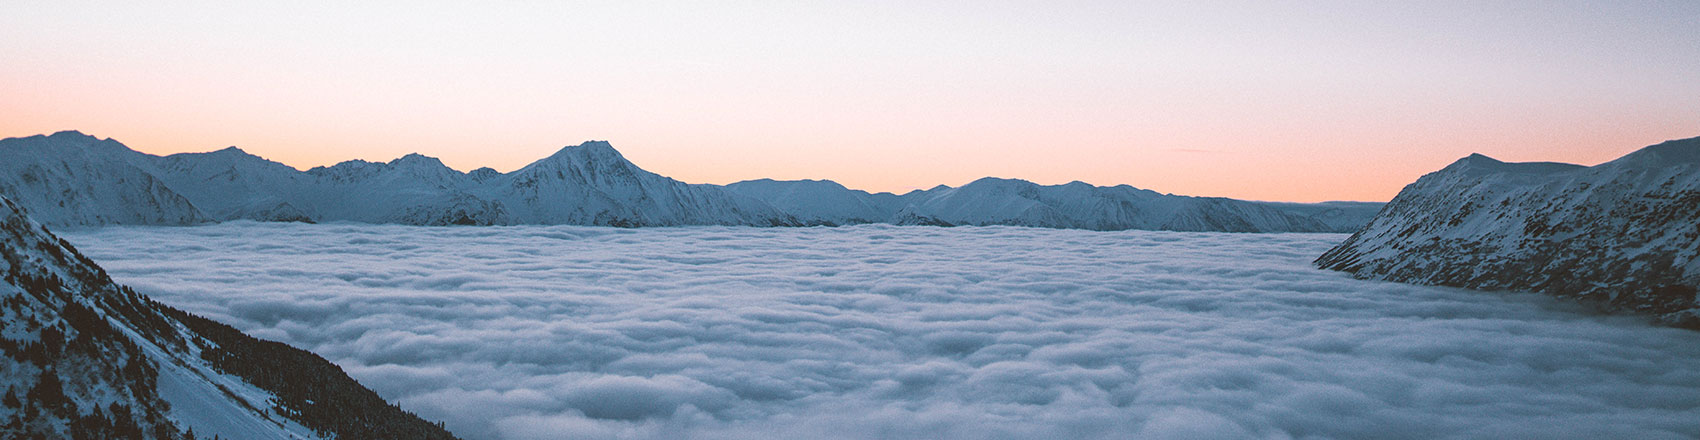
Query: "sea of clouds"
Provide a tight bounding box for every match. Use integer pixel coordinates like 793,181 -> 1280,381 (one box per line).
61,223 -> 1700,440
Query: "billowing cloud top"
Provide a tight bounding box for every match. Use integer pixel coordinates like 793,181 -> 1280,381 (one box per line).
64,224 -> 1700,440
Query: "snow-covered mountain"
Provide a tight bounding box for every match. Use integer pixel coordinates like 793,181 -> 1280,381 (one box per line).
0,195 -> 460,439
0,131 -> 209,227
475,141 -> 798,226
724,179 -> 900,225
1316,137 -> 1700,328
727,177 -> 1378,232
1258,201 -> 1387,233
0,132 -> 797,227
146,146 -> 319,223
0,130 -> 1378,231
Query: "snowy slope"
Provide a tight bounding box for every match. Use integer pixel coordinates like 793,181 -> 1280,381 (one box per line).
0,195 -> 459,439
0,133 -> 794,227
478,142 -> 799,226
904,178 -> 1340,232
302,154 -> 506,225
725,179 -> 895,225
0,131 -> 209,226
2,130 -> 1376,231
1260,201 -> 1386,233
729,177 -> 1373,232
1316,137 -> 1700,327
146,147 -> 318,223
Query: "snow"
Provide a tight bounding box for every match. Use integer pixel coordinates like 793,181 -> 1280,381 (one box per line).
0,194 -> 321,439
723,179 -> 890,224
143,330 -> 321,440
1317,136 -> 1700,325
63,222 -> 1700,440
1607,137 -> 1700,167
727,177 -> 1375,232
0,131 -> 1379,231
0,131 -> 208,226
477,142 -> 791,226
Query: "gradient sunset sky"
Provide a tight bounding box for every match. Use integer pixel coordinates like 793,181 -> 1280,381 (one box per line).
4,1 -> 1696,202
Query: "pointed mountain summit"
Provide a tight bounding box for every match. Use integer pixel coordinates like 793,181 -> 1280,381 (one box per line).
511,141 -> 648,187
489,141 -> 798,226
1318,136 -> 1700,328
547,140 -> 621,159
151,145 -> 314,222
1440,152 -> 1583,177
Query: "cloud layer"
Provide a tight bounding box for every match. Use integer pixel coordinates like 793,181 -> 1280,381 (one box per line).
62,223 -> 1700,440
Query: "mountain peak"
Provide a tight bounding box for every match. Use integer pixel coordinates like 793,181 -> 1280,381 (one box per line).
964,177 -> 1037,188
536,140 -> 621,162
1442,152 -> 1585,176
565,140 -> 620,155
48,129 -> 95,140
30,130 -> 106,149
528,140 -> 631,169
966,177 -> 1005,185
389,152 -> 449,169
502,140 -> 648,184
469,167 -> 501,181
198,146 -> 271,163
1607,136 -> 1700,169
1443,153 -> 1512,171
1458,153 -> 1501,165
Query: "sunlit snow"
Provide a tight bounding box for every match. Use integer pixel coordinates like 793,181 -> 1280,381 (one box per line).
62,223 -> 1700,440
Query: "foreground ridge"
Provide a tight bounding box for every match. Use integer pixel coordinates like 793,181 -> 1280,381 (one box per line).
0,196 -> 459,439
1317,137 -> 1700,328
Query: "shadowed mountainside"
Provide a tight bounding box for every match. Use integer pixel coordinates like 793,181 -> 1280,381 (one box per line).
1317,136 -> 1700,328
0,195 -> 459,439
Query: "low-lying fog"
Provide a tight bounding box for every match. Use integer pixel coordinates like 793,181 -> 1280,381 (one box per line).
63,223 -> 1700,440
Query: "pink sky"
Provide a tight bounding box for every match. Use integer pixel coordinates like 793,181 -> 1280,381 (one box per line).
4,2 -> 1696,202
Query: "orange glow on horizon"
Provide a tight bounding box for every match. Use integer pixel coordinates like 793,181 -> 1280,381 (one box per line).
3,2 -> 1696,203
2,112 -> 1688,203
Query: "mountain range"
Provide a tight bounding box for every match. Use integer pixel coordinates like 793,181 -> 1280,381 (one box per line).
0,131 -> 1380,232
1318,137 -> 1700,328
0,195 -> 458,439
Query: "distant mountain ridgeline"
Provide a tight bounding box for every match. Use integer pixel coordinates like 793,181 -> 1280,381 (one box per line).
1317,137 -> 1700,328
0,131 -> 1380,232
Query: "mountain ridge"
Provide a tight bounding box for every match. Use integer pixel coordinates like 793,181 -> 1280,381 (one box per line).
1317,136 -> 1700,328
0,131 -> 1379,232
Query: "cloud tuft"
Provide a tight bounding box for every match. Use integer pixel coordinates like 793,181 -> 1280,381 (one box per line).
63,224 -> 1700,440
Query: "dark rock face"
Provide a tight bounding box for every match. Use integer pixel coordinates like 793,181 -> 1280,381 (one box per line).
1316,138 -> 1700,328
0,196 -> 460,439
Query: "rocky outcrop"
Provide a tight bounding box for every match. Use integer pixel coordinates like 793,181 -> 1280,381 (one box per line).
0,195 -> 460,439
1317,137 -> 1700,328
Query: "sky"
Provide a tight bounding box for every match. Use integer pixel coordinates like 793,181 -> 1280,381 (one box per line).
3,1 -> 1697,202
64,224 -> 1700,439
